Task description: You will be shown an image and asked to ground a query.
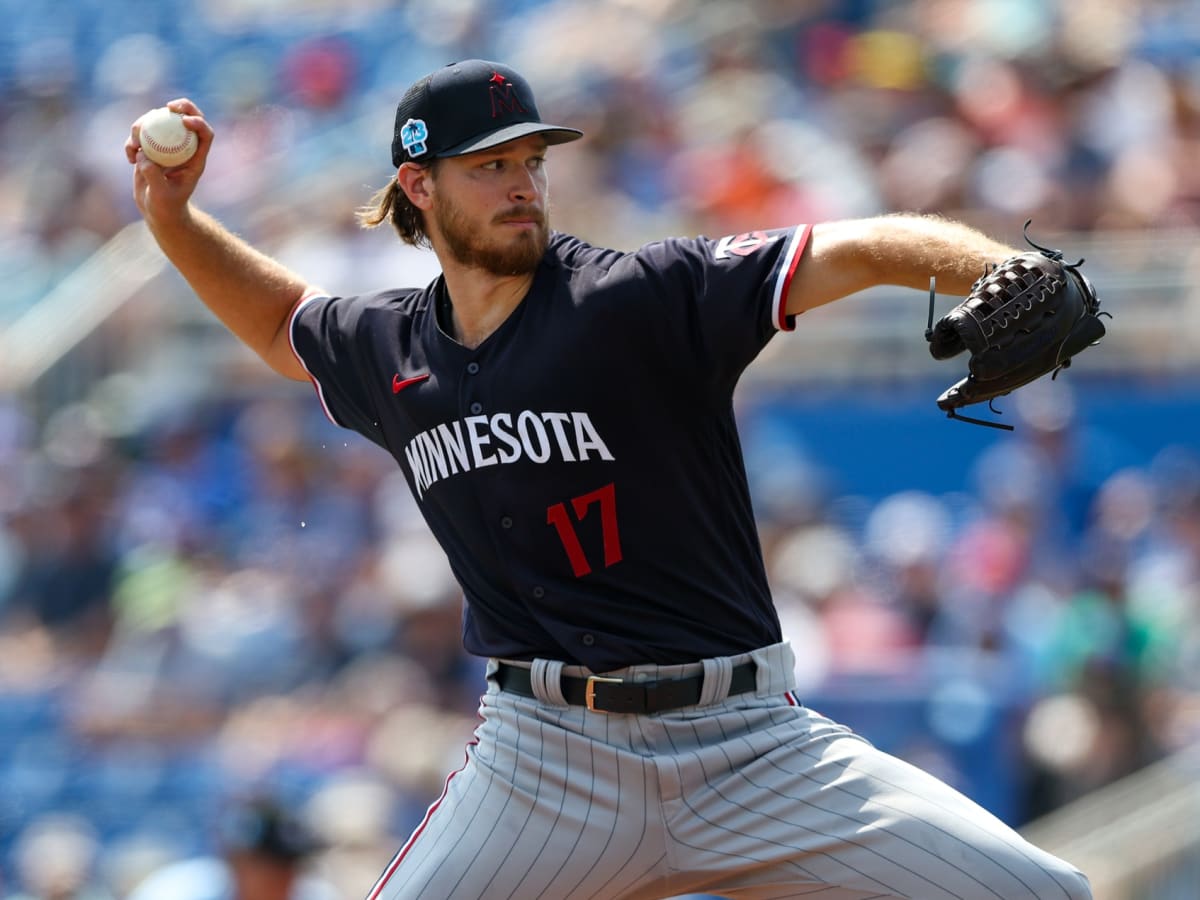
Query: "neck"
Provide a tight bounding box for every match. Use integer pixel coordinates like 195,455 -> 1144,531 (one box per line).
439,263 -> 536,350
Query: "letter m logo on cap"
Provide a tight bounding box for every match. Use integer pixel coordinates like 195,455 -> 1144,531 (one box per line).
489,71 -> 527,119
400,118 -> 429,157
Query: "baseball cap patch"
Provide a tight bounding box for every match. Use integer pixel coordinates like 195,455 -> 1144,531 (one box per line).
400,118 -> 429,158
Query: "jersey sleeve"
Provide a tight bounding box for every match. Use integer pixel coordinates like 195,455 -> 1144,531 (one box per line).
633,225 -> 811,386
288,291 -> 388,447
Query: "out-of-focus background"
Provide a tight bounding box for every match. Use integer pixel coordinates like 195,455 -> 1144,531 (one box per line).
1,1 -> 1199,898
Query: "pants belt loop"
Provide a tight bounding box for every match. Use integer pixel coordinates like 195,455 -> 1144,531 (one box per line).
748,640 -> 798,696
531,659 -> 568,707
699,655 -> 734,706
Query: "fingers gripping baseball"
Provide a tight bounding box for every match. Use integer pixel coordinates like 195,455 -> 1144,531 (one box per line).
127,99 -> 209,166
127,99 -> 212,222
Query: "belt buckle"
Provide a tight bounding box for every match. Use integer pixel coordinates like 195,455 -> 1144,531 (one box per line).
585,675 -> 623,712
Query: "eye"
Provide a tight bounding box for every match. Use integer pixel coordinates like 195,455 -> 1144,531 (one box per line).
481,159 -> 504,171
528,156 -> 546,170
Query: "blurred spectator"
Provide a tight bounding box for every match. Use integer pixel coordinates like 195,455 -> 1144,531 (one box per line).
125,794 -> 336,900
2,469 -> 120,661
5,814 -> 112,900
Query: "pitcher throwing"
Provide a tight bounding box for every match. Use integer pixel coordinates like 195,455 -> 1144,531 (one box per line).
126,59 -> 1091,900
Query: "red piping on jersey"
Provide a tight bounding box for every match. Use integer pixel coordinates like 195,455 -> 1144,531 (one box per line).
365,740 -> 478,900
773,224 -> 812,332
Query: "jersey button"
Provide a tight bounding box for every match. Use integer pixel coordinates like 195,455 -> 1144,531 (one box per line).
467,362 -> 480,375
500,516 -> 513,529
532,586 -> 545,599
470,402 -> 483,414
581,633 -> 595,647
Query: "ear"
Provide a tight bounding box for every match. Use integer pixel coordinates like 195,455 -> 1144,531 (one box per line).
396,162 -> 434,210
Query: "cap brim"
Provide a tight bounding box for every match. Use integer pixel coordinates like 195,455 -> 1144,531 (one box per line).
439,122 -> 583,158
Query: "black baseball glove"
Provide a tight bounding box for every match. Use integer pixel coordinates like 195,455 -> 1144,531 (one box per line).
925,221 -> 1108,430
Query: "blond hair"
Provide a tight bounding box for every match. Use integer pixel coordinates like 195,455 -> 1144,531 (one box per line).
356,160 -> 440,248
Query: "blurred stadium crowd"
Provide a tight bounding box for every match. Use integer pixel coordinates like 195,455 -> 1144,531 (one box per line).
2,0 -> 1200,897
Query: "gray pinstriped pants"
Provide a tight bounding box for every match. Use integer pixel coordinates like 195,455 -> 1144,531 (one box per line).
367,642 -> 1091,900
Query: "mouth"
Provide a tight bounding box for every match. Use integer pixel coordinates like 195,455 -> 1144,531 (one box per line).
495,208 -> 544,228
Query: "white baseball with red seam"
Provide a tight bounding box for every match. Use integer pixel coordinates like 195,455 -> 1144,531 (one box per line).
138,107 -> 197,167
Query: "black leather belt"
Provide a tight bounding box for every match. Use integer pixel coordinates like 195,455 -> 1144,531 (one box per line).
495,661 -> 758,714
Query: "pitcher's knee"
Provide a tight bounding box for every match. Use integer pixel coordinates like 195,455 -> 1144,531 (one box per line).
1060,866 -> 1093,900
975,845 -> 1093,900
1033,855 -> 1092,900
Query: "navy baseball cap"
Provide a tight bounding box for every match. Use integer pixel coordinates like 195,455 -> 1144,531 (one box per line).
392,60 -> 583,168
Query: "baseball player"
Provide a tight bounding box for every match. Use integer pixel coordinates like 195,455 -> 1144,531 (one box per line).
126,60 -> 1091,900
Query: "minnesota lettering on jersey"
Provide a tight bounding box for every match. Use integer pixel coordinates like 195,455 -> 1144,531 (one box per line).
404,411 -> 614,498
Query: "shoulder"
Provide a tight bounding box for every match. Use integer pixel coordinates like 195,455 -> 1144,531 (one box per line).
299,285 -> 432,319
127,857 -> 231,900
291,284 -> 435,340
547,231 -> 627,272
547,232 -> 709,284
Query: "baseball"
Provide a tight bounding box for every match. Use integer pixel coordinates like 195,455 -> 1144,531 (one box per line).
138,107 -> 198,167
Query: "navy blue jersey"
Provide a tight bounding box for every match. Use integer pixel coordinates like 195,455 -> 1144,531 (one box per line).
290,227 -> 811,671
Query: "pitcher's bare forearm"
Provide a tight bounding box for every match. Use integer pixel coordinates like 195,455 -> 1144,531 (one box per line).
147,205 -> 310,381
787,215 -> 1018,316
126,98 -> 310,381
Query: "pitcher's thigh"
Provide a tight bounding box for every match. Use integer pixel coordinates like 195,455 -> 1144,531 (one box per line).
371,744 -> 667,899
671,716 -> 1090,900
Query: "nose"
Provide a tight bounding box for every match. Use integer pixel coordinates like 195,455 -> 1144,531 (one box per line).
509,165 -> 539,203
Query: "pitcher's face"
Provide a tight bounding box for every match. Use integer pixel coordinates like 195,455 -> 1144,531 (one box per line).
430,135 -> 551,276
